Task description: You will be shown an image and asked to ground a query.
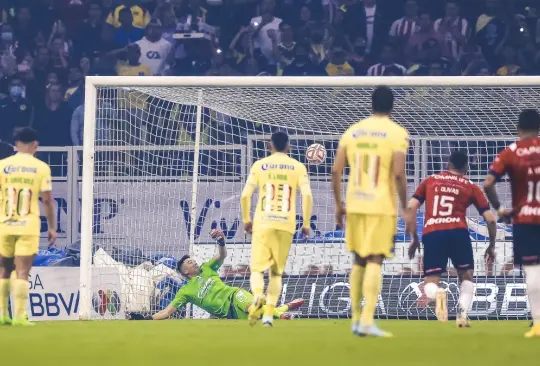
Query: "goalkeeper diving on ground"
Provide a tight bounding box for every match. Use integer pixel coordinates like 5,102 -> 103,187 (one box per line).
128,229 -> 304,321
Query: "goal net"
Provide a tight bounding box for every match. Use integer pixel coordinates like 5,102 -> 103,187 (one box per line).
80,76 -> 539,321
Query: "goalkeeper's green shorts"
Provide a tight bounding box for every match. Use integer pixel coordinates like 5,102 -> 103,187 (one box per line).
229,288 -> 253,320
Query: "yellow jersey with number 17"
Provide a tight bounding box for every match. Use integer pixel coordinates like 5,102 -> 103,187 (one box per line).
339,115 -> 409,216
0,153 -> 52,236
241,152 -> 312,234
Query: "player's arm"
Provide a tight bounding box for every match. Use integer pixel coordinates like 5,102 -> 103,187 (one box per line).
299,165 -> 313,236
130,289 -> 187,320
331,143 -> 347,228
240,163 -> 258,233
483,149 -> 511,222
407,179 -> 426,259
473,184 -> 498,261
393,131 -> 414,234
209,229 -> 227,268
41,165 -> 57,245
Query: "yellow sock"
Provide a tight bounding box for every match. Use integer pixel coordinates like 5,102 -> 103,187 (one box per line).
0,279 -> 10,318
360,262 -> 382,327
12,279 -> 28,321
250,272 -> 265,298
266,273 -> 282,306
350,264 -> 366,324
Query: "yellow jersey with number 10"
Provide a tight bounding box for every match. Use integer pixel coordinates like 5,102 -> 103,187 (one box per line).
0,153 -> 52,236
338,115 -> 409,216
242,152 -> 311,234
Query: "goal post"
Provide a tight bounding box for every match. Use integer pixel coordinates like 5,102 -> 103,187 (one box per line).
80,76 -> 540,321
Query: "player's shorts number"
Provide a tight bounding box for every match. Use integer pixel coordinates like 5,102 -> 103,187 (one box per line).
354,153 -> 380,189
432,194 -> 454,216
527,181 -> 540,203
3,187 -> 32,218
262,183 -> 291,212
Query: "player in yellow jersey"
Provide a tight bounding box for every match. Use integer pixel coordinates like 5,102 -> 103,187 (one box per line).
332,86 -> 414,337
240,131 -> 313,327
0,128 -> 57,326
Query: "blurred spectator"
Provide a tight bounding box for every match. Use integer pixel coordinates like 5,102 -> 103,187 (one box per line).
406,11 -> 446,64
48,20 -> 72,65
229,26 -> 253,73
496,46 -> 521,75
389,0 -> 419,46
250,0 -> 282,70
74,1 -> 104,60
342,0 -> 389,60
434,1 -> 470,62
33,83 -> 72,146
65,67 -> 84,107
308,23 -> 326,64
475,0 -> 508,71
33,46 -> 52,88
0,76 -> 33,142
348,37 -> 370,75
71,104 -> 84,146
114,43 -> 152,76
0,23 -> 17,78
13,5 -> 37,49
462,59 -> 491,76
136,19 -> 172,75
110,6 -> 145,48
274,22 -> 295,74
36,0 -> 61,36
324,45 -> 354,76
409,38 -> 453,75
367,44 -> 406,76
106,1 -> 150,29
282,42 -> 323,76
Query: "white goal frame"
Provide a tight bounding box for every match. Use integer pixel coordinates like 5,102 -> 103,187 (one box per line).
79,75 -> 540,320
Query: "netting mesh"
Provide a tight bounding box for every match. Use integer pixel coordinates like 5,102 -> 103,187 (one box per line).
87,82 -> 535,320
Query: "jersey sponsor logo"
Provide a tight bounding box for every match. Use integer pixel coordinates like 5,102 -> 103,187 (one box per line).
518,205 -> 540,216
235,290 -> 248,302
261,163 -> 295,171
351,129 -> 387,139
516,146 -> 540,156
197,278 -> 216,299
2,165 -> 37,174
425,217 -> 461,226
146,51 -> 162,59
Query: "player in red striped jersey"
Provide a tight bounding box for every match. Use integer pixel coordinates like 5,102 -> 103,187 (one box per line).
409,151 -> 497,327
484,109 -> 540,338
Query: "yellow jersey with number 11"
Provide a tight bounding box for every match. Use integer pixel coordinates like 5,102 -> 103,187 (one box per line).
338,115 -> 409,216
241,152 -> 312,234
0,153 -> 52,236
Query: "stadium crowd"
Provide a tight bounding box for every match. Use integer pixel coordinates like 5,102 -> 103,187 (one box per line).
0,0 -> 538,148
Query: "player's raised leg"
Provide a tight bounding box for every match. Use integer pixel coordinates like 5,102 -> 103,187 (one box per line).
0,239 -> 15,325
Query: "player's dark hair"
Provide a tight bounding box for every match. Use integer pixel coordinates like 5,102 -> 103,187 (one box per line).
13,127 -> 38,144
518,109 -> 540,132
177,255 -> 190,273
271,131 -> 289,152
449,150 -> 468,171
372,86 -> 394,114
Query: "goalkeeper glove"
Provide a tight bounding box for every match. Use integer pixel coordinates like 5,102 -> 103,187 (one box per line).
210,229 -> 226,246
128,312 -> 153,321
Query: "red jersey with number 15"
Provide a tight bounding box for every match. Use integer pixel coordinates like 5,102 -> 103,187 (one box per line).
489,138 -> 540,225
413,171 -> 490,236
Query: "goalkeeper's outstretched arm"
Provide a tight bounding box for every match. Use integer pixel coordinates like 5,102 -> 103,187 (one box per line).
210,229 -> 227,267
152,305 -> 176,320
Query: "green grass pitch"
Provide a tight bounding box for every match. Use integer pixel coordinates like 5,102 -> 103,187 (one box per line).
1,320 -> 538,365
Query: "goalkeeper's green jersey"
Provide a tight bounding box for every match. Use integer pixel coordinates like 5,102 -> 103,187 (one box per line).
170,258 -> 237,318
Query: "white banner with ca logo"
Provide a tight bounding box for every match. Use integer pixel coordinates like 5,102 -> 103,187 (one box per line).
9,267 -> 124,321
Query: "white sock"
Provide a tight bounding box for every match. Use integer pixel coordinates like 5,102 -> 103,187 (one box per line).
262,315 -> 273,324
424,282 -> 438,300
524,265 -> 540,325
459,280 -> 474,317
